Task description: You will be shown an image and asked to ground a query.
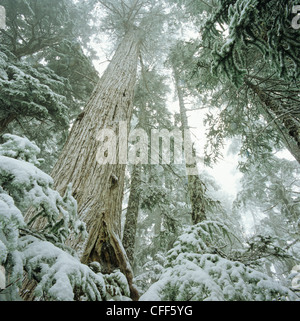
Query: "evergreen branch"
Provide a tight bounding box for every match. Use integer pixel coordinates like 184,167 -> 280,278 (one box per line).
74,70 -> 98,84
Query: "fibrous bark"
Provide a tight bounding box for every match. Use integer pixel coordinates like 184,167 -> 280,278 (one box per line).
122,165 -> 142,266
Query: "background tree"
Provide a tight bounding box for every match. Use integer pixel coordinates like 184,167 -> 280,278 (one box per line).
122,66 -> 172,266
123,66 -> 189,273
170,0 -> 300,166
0,0 -> 99,172
168,45 -> 208,224
233,155 -> 300,284
135,0 -> 300,301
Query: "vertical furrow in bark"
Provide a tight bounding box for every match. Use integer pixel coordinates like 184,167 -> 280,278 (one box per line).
122,165 -> 142,265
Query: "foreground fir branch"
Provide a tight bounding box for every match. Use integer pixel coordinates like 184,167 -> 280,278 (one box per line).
140,221 -> 299,301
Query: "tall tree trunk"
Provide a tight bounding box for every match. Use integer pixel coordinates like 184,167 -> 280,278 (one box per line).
244,78 -> 300,164
23,29 -> 141,300
152,205 -> 162,257
173,69 -> 207,224
122,165 -> 142,266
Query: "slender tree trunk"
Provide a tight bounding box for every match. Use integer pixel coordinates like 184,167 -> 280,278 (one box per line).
23,29 -> 141,300
152,205 -> 162,256
173,69 -> 207,224
122,67 -> 149,265
122,165 -> 142,265
244,78 -> 300,164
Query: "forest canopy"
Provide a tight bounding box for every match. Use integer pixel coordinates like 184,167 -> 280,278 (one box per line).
0,0 -> 299,302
